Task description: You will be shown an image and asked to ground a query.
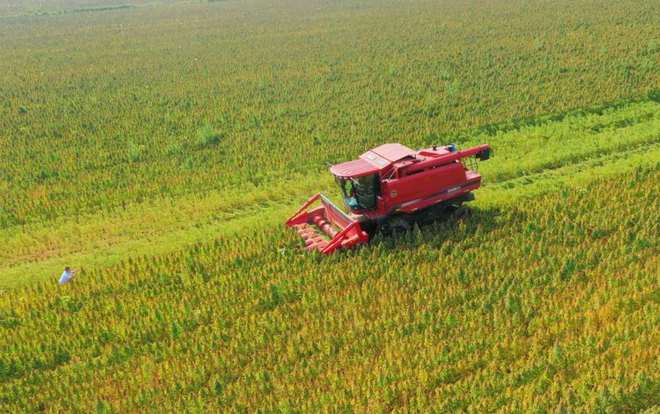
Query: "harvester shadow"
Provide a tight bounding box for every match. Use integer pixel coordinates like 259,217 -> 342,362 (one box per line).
367,206 -> 516,252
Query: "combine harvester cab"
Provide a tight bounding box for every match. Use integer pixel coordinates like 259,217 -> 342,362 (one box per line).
285,193 -> 369,254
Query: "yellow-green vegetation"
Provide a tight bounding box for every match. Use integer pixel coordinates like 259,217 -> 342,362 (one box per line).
2,0 -> 658,225
1,0 -> 659,411
1,170 -> 657,412
2,99 -> 659,287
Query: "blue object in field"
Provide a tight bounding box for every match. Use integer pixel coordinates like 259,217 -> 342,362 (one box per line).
448,144 -> 457,152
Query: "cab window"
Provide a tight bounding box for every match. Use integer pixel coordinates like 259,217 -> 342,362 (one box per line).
336,174 -> 379,211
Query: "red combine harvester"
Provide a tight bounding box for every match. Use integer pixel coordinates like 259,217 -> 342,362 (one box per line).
286,143 -> 491,254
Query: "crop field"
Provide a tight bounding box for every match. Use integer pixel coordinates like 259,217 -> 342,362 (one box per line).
1,0 -> 659,412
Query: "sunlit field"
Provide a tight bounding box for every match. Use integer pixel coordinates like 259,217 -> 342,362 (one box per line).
1,0 -> 658,411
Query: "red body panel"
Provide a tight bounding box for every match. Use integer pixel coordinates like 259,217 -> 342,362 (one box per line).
360,143 -> 490,218
286,143 -> 491,253
382,162 -> 466,212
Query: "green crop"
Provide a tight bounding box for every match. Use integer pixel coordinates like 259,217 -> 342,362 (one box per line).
2,98 -> 657,287
1,0 -> 658,411
1,0 -> 657,227
1,170 -> 657,412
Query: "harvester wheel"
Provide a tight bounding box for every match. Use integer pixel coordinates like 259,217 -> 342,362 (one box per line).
452,205 -> 470,220
382,217 -> 411,236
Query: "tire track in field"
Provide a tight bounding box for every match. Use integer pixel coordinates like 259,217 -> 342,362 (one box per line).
481,141 -> 659,194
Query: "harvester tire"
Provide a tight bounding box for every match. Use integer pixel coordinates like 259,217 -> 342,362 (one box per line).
382,217 -> 411,236
452,205 -> 470,220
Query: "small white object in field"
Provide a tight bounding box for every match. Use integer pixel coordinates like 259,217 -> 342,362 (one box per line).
58,269 -> 75,285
